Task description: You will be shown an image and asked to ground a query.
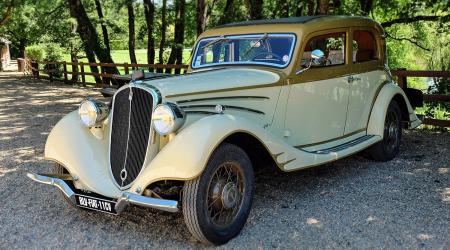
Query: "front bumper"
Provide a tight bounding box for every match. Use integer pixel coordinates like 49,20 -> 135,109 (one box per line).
26,172 -> 179,213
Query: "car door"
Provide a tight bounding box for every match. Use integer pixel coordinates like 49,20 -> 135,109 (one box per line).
284,29 -> 352,147
344,28 -> 386,134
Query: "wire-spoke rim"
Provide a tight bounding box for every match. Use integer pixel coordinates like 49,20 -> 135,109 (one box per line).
206,161 -> 245,228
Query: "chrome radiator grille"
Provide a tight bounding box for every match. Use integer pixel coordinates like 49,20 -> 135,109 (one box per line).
110,86 -> 154,188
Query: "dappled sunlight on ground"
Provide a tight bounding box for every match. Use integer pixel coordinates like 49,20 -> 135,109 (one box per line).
0,72 -> 449,248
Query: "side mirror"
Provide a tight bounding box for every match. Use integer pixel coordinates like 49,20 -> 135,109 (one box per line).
310,49 -> 326,66
296,49 -> 326,75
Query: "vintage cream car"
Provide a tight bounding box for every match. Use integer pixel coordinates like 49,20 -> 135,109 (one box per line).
28,16 -> 421,244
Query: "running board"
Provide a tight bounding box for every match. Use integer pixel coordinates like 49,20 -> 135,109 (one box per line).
300,135 -> 376,154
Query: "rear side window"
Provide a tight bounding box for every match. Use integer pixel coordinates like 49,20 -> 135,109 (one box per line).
301,32 -> 346,67
353,30 -> 378,63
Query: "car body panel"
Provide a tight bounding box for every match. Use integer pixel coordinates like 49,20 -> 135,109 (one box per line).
41,16 -> 420,201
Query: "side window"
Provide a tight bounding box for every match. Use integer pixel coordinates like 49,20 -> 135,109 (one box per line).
302,32 -> 346,67
353,30 -> 378,63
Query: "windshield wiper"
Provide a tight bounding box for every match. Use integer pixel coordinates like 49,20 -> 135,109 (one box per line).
242,33 -> 269,59
201,35 -> 229,50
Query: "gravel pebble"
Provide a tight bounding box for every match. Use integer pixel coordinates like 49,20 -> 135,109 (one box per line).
0,73 -> 449,249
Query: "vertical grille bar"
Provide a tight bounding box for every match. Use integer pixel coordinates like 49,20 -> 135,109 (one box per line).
110,86 -> 154,188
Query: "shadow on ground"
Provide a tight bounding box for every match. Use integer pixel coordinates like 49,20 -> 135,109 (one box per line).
0,73 -> 448,249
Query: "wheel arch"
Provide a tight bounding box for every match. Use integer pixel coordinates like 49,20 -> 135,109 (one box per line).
392,93 -> 410,127
367,82 -> 419,136
222,131 -> 278,171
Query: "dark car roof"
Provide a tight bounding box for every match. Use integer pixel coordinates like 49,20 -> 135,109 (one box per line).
215,15 -> 378,29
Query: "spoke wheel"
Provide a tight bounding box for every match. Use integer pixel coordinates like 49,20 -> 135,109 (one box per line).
207,162 -> 245,228
384,109 -> 400,154
182,143 -> 254,245
368,100 -> 402,161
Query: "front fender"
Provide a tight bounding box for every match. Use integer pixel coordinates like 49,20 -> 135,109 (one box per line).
44,111 -> 122,198
130,114 -> 291,192
367,83 -> 421,136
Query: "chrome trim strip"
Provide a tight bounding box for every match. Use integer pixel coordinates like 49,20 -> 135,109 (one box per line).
185,110 -> 217,115
26,172 -> 76,205
176,96 -> 269,104
115,192 -> 179,213
180,104 -> 265,115
299,135 -> 375,154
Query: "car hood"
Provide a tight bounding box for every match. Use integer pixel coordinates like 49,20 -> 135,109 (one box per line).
143,68 -> 281,98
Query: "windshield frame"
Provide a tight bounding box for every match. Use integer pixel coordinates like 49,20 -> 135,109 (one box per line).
191,33 -> 297,70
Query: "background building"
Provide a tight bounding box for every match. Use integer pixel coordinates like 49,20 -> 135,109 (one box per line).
0,37 -> 11,71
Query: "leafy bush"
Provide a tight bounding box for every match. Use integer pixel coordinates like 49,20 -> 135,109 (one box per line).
43,43 -> 64,62
25,45 -> 44,61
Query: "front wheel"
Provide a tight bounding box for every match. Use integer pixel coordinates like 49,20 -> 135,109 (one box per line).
182,143 -> 254,245
368,100 -> 402,161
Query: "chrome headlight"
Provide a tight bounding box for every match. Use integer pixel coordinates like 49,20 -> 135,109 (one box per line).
152,103 -> 185,135
78,99 -> 109,127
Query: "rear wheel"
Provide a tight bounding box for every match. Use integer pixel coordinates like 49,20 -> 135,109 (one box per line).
368,100 -> 402,161
182,143 -> 254,245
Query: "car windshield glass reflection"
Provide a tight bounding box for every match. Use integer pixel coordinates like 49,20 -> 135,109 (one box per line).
192,33 -> 296,69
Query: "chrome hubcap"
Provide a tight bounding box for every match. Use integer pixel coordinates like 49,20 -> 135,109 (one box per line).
221,182 -> 239,209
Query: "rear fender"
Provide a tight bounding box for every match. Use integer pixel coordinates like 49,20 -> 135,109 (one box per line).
367,83 -> 421,136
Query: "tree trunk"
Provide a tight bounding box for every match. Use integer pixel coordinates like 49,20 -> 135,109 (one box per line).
168,0 -> 186,74
18,39 -> 26,58
218,0 -> 234,25
295,0 -> 304,16
0,1 -> 14,27
66,0 -> 119,83
94,0 -> 110,53
246,0 -> 263,20
359,0 -> 373,15
127,1 -> 137,65
197,0 -> 207,36
279,0 -> 289,17
317,0 -> 329,15
157,0 -> 167,72
70,47 -> 79,82
143,0 -> 155,67
307,0 -> 315,15
83,43 -> 102,84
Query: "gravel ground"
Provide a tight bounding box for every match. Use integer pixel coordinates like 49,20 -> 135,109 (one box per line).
0,72 -> 449,249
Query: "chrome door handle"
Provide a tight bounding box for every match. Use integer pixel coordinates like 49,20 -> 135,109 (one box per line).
347,75 -> 361,83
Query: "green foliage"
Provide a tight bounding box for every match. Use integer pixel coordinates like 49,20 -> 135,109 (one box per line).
25,45 -> 44,61
43,43 -> 64,62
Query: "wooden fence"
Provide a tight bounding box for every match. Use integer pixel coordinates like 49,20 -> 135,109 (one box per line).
18,58 -> 188,87
391,69 -> 450,127
17,59 -> 449,127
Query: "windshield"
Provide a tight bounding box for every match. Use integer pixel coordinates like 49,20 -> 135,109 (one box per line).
192,33 -> 296,69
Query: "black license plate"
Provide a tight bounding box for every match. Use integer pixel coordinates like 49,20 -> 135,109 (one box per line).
75,194 -> 117,214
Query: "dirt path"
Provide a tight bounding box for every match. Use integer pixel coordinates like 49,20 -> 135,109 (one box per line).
0,73 -> 449,249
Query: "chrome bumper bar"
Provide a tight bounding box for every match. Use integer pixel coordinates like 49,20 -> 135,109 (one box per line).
26,172 -> 77,204
26,172 -> 179,213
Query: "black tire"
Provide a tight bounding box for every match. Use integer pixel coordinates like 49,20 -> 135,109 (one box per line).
53,163 -> 79,208
368,100 -> 402,161
182,143 -> 254,245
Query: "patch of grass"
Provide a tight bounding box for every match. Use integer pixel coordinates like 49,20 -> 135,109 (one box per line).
415,103 -> 449,131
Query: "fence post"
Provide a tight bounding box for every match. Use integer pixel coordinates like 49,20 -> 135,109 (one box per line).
49,63 -> 54,82
124,63 -> 129,75
80,62 -> 86,86
100,66 -> 104,87
63,62 -> 68,83
397,68 -> 407,89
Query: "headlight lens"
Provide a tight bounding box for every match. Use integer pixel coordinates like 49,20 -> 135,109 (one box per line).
78,99 -> 109,127
152,103 -> 185,135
